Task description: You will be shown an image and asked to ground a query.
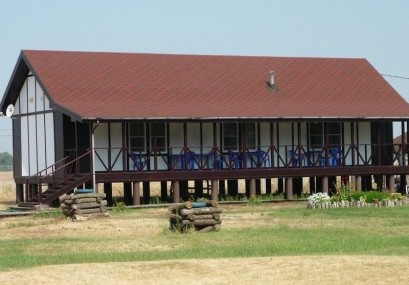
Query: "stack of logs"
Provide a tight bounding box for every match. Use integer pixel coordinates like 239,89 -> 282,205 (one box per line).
169,200 -> 222,233
60,192 -> 109,220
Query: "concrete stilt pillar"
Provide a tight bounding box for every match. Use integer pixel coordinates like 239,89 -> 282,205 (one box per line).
104,183 -> 113,206
133,182 -> 140,205
211,179 -> 218,201
322,177 -> 329,194
16,184 -> 24,204
285,178 -> 293,200
388,175 -> 395,193
350,175 -> 356,190
249,179 -> 256,197
356,176 -> 362,191
173,181 -> 180,203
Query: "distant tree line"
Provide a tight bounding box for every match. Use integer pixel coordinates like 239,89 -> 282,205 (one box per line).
0,152 -> 12,171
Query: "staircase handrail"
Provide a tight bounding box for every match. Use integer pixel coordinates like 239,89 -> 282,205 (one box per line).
26,150 -> 92,204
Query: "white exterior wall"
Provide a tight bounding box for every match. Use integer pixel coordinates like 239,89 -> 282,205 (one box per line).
94,123 -> 109,171
16,75 -> 55,176
357,122 -> 372,165
343,123 -> 353,165
278,122 -> 292,167
110,123 -> 123,171
94,123 -> 124,171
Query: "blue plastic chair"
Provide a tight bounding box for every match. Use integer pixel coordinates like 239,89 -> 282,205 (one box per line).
180,151 -> 195,170
130,152 -> 147,171
328,148 -> 340,167
289,150 -> 305,167
254,150 -> 270,168
229,150 -> 242,169
319,148 -> 340,167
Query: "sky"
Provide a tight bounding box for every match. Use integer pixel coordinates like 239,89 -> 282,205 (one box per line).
1,0 -> 409,154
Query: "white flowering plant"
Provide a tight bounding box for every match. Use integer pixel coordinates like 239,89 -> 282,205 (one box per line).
307,192 -> 331,208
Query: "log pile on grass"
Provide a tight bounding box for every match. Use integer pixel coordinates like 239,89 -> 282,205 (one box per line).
60,192 -> 109,220
169,200 -> 222,233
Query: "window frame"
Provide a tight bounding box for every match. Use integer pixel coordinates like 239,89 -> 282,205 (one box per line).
222,122 -> 239,152
149,122 -> 167,154
129,122 -> 146,153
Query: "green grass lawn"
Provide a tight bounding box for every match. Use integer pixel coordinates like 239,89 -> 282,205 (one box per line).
1,204 -> 409,271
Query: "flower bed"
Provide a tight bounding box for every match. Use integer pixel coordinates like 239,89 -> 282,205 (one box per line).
307,191 -> 409,209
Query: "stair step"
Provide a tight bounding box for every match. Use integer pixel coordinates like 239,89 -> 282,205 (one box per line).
8,206 -> 35,212
17,202 -> 40,208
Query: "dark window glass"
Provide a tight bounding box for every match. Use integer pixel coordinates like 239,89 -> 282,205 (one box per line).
223,123 -> 238,151
150,123 -> 167,153
244,123 -> 256,150
129,123 -> 145,152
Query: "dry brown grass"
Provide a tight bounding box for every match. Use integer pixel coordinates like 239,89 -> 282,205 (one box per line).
1,256 -> 409,284
0,171 -> 15,209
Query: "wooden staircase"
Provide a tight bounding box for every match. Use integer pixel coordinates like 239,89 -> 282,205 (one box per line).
18,150 -> 92,209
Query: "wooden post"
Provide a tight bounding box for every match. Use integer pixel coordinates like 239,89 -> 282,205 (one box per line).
265,178 -> 272,194
104,183 -> 113,206
211,179 -> 218,201
160,181 -> 168,202
133,181 -> 140,205
249,179 -> 256,197
16,184 -> 24,204
227,180 -> 238,196
388,175 -> 395,193
173,181 -> 180,203
195,180 -> 203,198
322,177 -> 329,193
123,182 -> 132,205
143,181 -> 150,204
350,175 -> 356,191
356,176 -> 362,191
285,178 -> 293,200
256,179 -> 261,195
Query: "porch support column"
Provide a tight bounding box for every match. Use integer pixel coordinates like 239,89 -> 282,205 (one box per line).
265,178 -> 272,194
350,175 -> 356,191
249,179 -> 256,197
356,176 -> 362,191
285,178 -> 293,200
388,175 -> 395,193
172,181 -> 180,203
322,177 -> 329,194
195,180 -> 203,198
124,182 -> 132,205
133,182 -> 140,205
104,183 -> 113,206
16,184 -> 24,204
143,182 -> 150,204
211,179 -> 218,201
160,181 -> 168,202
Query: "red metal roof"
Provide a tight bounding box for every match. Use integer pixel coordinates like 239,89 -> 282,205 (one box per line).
12,50 -> 409,120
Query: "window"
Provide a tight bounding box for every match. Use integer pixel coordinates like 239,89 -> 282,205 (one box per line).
223,123 -> 238,151
129,122 -> 146,153
309,122 -> 341,147
327,123 -> 341,146
309,122 -> 323,148
150,123 -> 167,153
222,122 -> 257,151
243,123 -> 256,150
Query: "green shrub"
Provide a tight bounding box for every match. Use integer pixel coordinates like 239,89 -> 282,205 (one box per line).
351,191 -> 388,203
331,183 -> 353,202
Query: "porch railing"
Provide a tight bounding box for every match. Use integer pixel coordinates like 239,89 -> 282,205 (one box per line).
92,143 -> 408,172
